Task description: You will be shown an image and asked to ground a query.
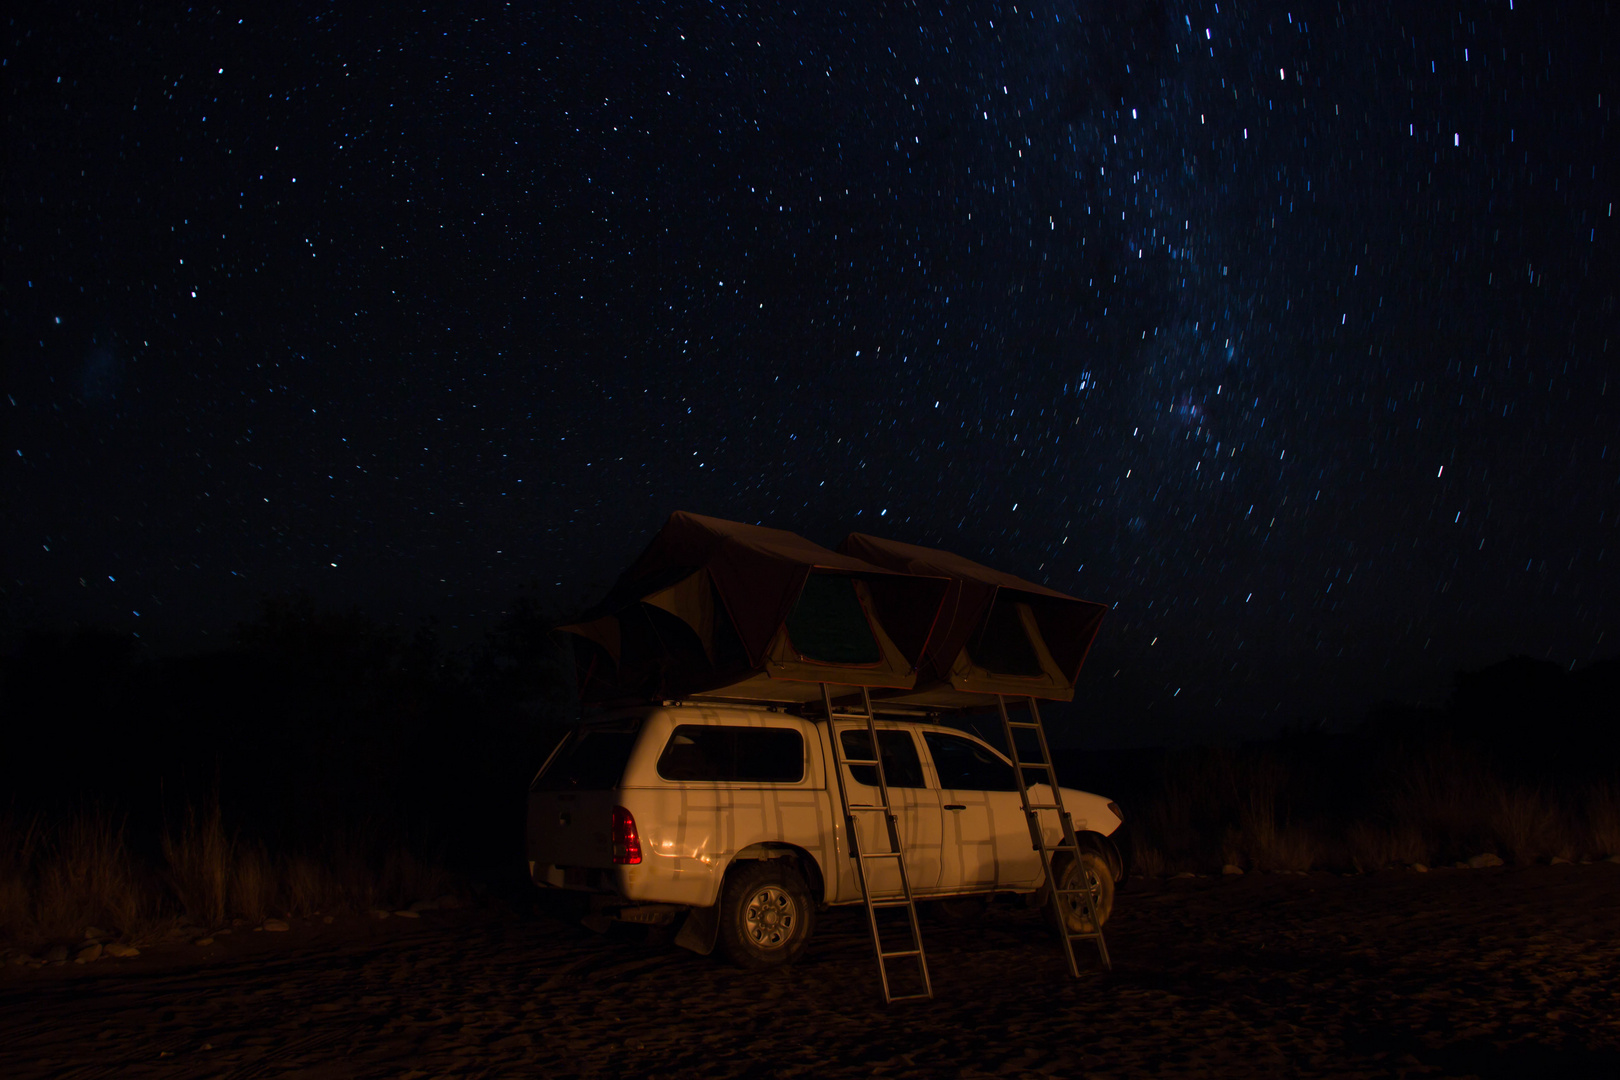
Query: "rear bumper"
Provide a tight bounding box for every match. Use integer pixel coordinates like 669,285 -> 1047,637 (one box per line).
530,861 -> 621,893
528,859 -> 721,906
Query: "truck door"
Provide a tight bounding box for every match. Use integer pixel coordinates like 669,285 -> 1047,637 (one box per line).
922,730 -> 1044,889
835,726 -> 942,896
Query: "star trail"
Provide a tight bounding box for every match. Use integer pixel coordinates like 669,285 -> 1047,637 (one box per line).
5,2 -> 1615,743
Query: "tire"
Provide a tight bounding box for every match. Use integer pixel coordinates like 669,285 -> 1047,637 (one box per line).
1048,849 -> 1115,935
716,860 -> 816,970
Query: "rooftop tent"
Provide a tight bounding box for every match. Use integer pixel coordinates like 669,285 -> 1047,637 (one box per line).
836,533 -> 1107,707
559,512 -> 949,704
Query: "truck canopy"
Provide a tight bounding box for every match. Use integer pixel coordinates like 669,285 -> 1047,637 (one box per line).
559,512 -> 948,703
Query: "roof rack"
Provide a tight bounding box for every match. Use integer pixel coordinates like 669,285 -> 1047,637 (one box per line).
669,695 -> 945,719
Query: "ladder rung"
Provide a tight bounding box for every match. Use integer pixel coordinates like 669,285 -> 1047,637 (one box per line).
1012,760 -> 1053,770
871,899 -> 915,909
845,803 -> 890,812
842,757 -> 881,767
1065,931 -> 1105,942
1022,803 -> 1062,811
879,949 -> 923,960
1005,721 -> 1042,729
860,850 -> 904,860
884,992 -> 933,1002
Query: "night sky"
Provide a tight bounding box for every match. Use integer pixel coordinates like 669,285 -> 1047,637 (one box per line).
5,3 -> 1616,744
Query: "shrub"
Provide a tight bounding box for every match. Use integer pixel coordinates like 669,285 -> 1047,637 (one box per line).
1585,786 -> 1620,859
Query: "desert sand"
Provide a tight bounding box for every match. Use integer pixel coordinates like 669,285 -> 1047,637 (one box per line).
3,863 -> 1617,1078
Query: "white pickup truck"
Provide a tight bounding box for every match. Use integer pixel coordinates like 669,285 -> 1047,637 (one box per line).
527,701 -> 1125,969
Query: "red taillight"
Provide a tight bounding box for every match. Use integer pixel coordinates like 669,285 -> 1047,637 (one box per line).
611,806 -> 642,865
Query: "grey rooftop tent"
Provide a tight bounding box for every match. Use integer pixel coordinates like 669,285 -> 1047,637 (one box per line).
559,512 -> 949,704
836,533 -> 1106,707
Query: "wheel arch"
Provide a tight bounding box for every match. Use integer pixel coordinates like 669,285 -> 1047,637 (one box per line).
729,842 -> 826,903
1075,829 -> 1127,885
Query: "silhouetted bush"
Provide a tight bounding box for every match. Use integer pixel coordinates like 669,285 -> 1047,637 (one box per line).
1104,657 -> 1620,875
3,620 -> 1615,950
0,588 -> 576,949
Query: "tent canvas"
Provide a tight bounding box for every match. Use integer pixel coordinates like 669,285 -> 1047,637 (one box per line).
560,512 -> 949,703
837,533 -> 1106,706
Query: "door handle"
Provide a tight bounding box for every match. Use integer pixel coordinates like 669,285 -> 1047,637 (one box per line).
944,804 -> 966,811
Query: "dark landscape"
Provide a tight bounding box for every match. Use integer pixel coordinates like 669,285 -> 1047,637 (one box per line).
4,857 -> 1618,1078
6,1 -> 1619,1075
4,610 -> 1620,1076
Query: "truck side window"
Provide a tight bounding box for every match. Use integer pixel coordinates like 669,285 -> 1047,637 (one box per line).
656,725 -> 805,783
922,731 -> 1018,792
839,730 -> 926,788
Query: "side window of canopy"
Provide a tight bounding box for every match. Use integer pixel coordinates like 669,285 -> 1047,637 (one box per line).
967,598 -> 1045,676
656,725 -> 805,783
786,573 -> 881,664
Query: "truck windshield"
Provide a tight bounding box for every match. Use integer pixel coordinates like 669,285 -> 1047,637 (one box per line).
532,720 -> 641,791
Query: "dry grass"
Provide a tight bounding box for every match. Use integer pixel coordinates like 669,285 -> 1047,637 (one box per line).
0,815 -> 44,942
1344,822 -> 1427,872
1585,785 -> 1620,859
0,810 -> 160,947
1487,786 -> 1568,865
0,805 -> 459,951
162,805 -> 232,928
1228,801 -> 1319,873
1127,740 -> 1620,877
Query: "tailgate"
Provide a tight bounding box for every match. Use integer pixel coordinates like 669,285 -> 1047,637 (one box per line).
526,719 -> 641,871
527,791 -> 619,869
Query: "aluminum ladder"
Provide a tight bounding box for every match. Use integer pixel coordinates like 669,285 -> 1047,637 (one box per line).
996,694 -> 1112,975
820,683 -> 933,1003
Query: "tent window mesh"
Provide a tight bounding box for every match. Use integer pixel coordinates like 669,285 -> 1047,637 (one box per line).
785,574 -> 881,664
968,599 -> 1045,676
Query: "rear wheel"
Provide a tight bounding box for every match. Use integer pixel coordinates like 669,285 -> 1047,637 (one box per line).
1048,850 -> 1115,934
717,860 -> 816,970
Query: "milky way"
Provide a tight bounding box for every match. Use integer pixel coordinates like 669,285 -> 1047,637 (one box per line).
5,2 -> 1615,742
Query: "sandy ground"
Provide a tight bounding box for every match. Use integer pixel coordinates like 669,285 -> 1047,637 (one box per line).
3,863 -> 1618,1079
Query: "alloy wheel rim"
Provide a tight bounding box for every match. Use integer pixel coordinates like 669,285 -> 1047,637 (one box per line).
1062,860 -> 1101,917
744,886 -> 797,949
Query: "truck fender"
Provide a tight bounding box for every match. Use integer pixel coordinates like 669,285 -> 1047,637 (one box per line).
1031,831 -> 1126,907
677,844 -> 824,956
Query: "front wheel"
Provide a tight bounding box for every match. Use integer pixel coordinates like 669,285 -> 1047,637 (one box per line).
1048,850 -> 1115,935
717,860 -> 816,970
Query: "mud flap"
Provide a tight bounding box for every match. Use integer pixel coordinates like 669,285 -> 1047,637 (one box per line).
673,904 -> 719,956
575,893 -> 608,934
